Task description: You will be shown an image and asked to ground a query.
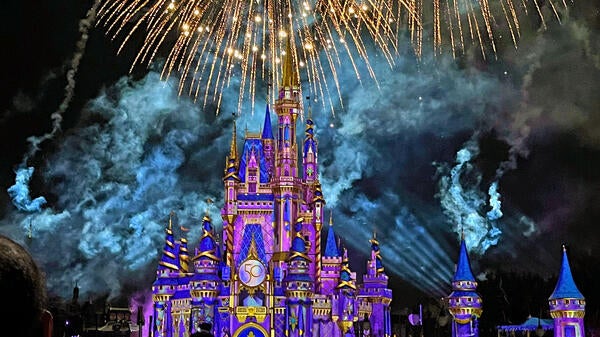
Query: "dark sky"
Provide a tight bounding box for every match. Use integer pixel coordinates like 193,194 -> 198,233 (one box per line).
1,0 -> 599,309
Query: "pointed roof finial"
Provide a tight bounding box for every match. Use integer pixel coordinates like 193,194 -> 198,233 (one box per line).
223,114 -> 240,181
205,198 -> 214,217
329,210 -> 333,226
168,210 -> 175,231
230,113 -> 238,160
281,35 -> 298,88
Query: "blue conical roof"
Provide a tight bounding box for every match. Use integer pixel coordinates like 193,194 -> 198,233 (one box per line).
195,215 -> 220,262
324,220 -> 340,257
290,220 -> 310,262
452,238 -> 475,282
549,245 -> 584,300
262,105 -> 274,139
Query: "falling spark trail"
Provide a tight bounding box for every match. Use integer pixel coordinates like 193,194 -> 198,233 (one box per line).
22,0 -> 102,165
9,1 -> 101,214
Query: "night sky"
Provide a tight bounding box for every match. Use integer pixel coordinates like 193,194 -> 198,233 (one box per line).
1,0 -> 599,310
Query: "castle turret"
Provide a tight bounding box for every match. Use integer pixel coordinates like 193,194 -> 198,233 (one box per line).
285,217 -> 314,337
447,234 -> 482,337
320,213 -> 342,295
359,232 -> 393,337
549,245 -> 585,337
335,247 -> 358,336
153,214 -> 179,337
190,214 -> 221,334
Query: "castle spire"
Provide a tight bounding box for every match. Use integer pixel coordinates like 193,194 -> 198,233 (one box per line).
194,214 -> 220,262
324,212 -> 340,258
281,36 -> 298,88
448,236 -> 482,337
548,244 -> 586,337
158,212 -> 179,271
179,236 -> 190,273
453,236 -> 475,282
223,117 -> 240,181
262,104 -> 274,140
288,217 -> 311,262
549,244 -> 584,300
369,232 -> 385,274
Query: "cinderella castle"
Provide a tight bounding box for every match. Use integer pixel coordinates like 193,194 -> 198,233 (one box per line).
150,47 -> 393,337
150,46 -> 587,337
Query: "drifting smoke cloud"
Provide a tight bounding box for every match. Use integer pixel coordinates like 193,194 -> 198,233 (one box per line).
4,74 -> 234,299
435,138 -> 503,255
7,167 -> 47,212
9,1 -> 102,218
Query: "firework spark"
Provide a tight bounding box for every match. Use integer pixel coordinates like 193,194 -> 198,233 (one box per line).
97,0 -> 571,113
411,0 -> 572,59
97,0 -> 406,113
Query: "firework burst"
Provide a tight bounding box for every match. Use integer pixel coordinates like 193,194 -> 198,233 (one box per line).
97,0 -> 406,113
97,0 -> 571,113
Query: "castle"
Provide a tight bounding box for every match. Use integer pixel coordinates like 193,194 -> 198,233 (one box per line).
150,44 -> 587,337
151,46 -> 392,337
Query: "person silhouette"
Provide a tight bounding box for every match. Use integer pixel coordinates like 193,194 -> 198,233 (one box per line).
0,235 -> 53,337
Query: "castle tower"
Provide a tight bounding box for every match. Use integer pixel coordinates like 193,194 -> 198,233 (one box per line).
335,248 -> 358,337
153,214 -> 179,337
272,38 -> 303,263
548,245 -> 586,337
359,233 -> 393,337
285,217 -> 315,337
447,235 -> 482,337
320,214 -> 342,295
190,214 -> 221,334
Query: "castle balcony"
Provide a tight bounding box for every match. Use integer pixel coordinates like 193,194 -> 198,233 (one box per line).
235,306 -> 268,323
312,296 -> 333,318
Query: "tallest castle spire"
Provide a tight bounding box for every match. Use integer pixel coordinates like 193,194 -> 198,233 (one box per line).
281,36 -> 299,88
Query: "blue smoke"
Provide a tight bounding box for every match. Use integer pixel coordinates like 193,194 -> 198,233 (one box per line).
436,138 -> 503,255
8,167 -> 47,212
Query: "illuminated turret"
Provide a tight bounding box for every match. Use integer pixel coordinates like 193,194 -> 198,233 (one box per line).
320,213 -> 341,294
448,235 -> 482,337
285,217 -> 314,337
335,247 -> 357,335
548,245 -> 585,337
153,213 -> 179,337
359,232 -> 393,337
190,214 -> 221,334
